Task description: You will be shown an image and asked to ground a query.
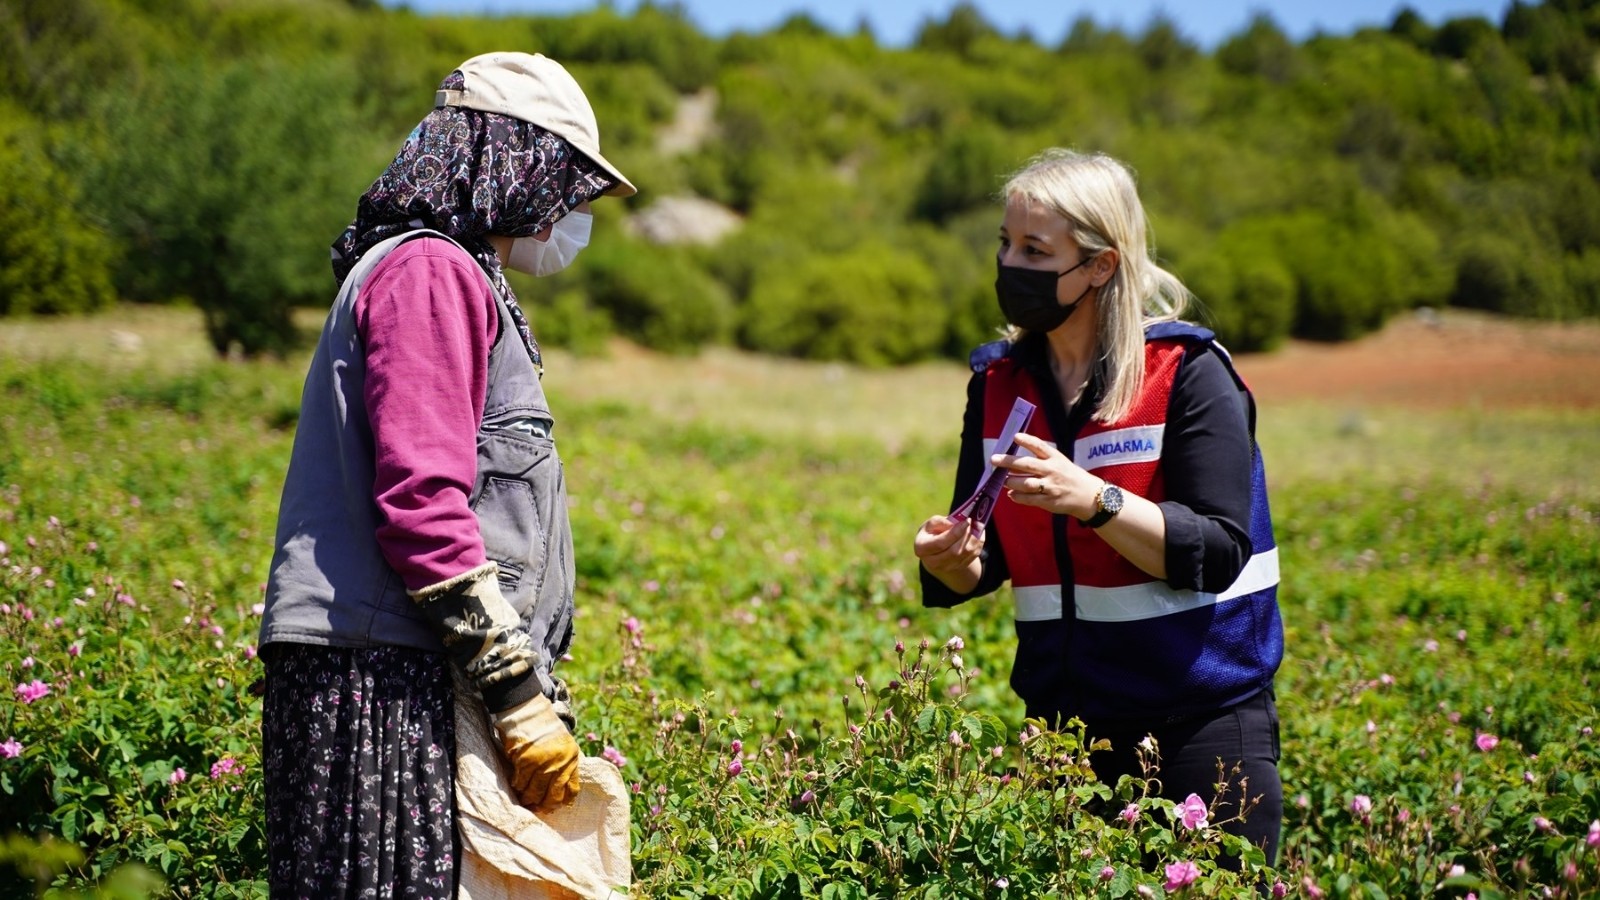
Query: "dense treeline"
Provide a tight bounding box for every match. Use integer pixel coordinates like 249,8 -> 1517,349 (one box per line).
2,0 -> 1598,359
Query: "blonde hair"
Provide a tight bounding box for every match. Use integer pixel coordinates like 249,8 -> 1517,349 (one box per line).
1001,149 -> 1191,424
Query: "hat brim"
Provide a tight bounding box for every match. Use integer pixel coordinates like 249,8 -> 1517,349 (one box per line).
577,148 -> 636,198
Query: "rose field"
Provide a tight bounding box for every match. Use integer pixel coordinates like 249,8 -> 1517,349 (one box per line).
1,307 -> 1598,898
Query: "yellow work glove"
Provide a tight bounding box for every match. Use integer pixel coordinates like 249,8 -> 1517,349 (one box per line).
494,692 -> 582,810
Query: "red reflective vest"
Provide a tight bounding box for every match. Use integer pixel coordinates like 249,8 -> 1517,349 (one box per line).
975,323 -> 1282,720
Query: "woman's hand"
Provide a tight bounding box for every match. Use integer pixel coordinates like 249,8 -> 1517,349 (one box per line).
914,515 -> 984,594
996,432 -> 1101,519
998,432 -> 1171,579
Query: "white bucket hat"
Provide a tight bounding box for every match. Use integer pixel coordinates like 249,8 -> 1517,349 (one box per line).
436,51 -> 637,198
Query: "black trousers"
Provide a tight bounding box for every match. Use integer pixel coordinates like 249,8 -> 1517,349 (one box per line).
1081,689 -> 1283,867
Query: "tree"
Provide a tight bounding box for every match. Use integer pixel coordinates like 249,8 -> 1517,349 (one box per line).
913,124 -> 1012,224
1137,14 -> 1199,71
1388,6 -> 1436,50
913,3 -> 999,59
1432,15 -> 1500,60
0,107 -> 115,315
1503,1 -> 1595,83
1217,13 -> 1300,83
1059,15 -> 1132,55
84,57 -> 365,356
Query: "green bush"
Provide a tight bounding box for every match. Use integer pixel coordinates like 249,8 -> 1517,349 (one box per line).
915,212 -> 1007,357
4,335 -> 1600,896
1564,248 -> 1600,317
1449,230 -> 1578,318
566,61 -> 680,151
1260,190 -> 1451,340
524,286 -> 614,356
0,109 -> 116,316
742,244 -> 944,365
912,123 -> 1013,224
1182,226 -> 1297,352
536,4 -> 718,94
575,238 -> 734,353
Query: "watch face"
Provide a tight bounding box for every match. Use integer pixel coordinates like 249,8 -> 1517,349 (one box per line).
1100,484 -> 1125,514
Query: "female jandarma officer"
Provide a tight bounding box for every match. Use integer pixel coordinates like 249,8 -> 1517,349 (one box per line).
256,52 -> 635,897
914,149 -> 1284,863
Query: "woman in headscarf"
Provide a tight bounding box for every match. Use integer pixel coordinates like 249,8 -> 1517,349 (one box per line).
256,52 -> 634,897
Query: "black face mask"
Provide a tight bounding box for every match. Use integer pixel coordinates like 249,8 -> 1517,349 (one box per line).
995,256 -> 1094,333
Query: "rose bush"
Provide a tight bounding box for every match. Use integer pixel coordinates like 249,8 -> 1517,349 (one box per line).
2,340 -> 1598,897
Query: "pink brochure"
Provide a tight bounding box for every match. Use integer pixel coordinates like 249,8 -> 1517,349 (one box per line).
949,397 -> 1036,528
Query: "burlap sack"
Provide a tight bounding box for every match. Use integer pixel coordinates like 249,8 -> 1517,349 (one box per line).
454,676 -> 631,900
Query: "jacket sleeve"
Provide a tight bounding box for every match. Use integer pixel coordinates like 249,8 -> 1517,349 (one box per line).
356,239 -> 498,591
921,370 -> 1011,608
1157,344 -> 1255,593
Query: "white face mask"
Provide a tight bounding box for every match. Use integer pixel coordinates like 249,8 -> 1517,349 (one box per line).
506,211 -> 592,277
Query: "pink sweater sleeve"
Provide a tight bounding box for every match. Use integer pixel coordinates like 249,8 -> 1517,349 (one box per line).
354,238 -> 499,592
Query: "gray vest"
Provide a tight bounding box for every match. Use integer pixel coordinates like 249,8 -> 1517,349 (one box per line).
259,230 -> 575,672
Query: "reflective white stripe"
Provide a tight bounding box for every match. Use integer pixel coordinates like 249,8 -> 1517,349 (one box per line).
1074,424 -> 1164,469
1218,546 -> 1279,602
1013,584 -> 1063,622
1014,548 -> 1281,624
1074,548 -> 1281,623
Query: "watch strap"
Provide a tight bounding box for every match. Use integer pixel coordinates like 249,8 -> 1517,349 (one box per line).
1081,507 -> 1115,529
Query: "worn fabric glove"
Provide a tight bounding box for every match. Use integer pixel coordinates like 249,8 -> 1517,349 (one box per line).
411,564 -> 581,809
410,562 -> 550,713
493,692 -> 582,809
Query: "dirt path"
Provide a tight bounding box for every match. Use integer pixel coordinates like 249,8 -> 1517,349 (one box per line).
1233,309 -> 1600,410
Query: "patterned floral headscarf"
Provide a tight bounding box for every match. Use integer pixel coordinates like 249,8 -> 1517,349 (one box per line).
332,70 -> 615,370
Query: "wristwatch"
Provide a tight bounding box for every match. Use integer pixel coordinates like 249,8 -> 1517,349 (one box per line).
1081,482 -> 1125,528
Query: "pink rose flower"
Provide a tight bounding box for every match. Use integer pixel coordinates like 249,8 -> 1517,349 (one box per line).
14,680 -> 51,704
0,738 -> 22,759
1476,733 -> 1499,752
1178,793 -> 1209,830
1164,860 -> 1199,891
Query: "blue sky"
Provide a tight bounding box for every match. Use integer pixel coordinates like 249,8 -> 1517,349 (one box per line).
388,0 -> 1514,48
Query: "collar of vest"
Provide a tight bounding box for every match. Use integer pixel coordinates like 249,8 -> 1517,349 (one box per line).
969,321 -> 1218,374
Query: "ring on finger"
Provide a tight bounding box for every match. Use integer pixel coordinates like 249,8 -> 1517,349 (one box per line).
1034,479 -> 1047,494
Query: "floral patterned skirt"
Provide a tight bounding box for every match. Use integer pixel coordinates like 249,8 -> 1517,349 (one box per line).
261,643 -> 459,899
